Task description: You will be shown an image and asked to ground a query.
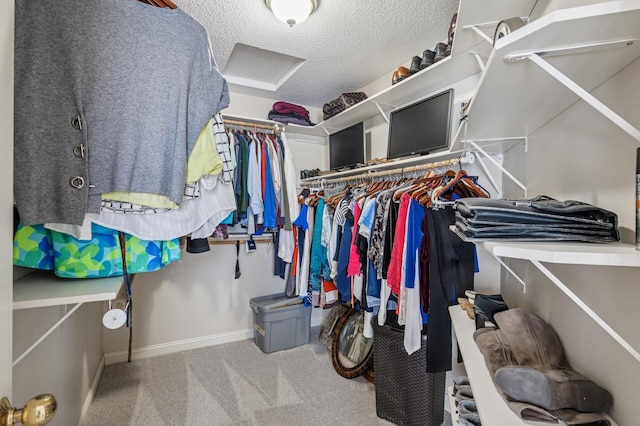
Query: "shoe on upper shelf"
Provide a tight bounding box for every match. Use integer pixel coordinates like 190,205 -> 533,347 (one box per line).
419,48 -> 435,69
409,55 -> 421,74
392,66 -> 410,85
434,42 -> 449,62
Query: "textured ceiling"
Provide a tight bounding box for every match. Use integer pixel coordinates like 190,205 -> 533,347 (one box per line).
176,0 -> 460,108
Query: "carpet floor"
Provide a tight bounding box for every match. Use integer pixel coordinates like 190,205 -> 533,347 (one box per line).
83,328 -> 395,426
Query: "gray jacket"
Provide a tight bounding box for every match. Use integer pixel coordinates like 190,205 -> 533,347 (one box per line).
15,0 -> 229,226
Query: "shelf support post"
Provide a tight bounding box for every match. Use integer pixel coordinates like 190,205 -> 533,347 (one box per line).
13,302 -> 84,367
467,139 -> 528,197
525,53 -> 640,143
463,24 -> 494,45
469,52 -> 486,73
492,255 -> 527,292
372,102 -> 390,124
531,260 -> 640,363
472,151 -> 502,198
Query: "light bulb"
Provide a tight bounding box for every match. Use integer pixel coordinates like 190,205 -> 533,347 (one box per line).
269,0 -> 314,27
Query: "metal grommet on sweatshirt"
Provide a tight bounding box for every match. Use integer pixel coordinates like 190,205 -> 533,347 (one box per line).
70,176 -> 85,189
493,17 -> 526,45
71,115 -> 83,130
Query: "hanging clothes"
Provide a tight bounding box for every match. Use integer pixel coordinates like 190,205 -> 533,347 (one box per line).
296,164 -> 488,365
13,222 -> 180,278
277,132 -> 301,264
14,0 -> 229,226
309,199 -> 331,296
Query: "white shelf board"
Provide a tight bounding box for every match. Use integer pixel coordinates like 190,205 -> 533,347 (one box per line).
294,52 -> 482,137
220,113 -> 324,137
453,0 -> 537,55
461,0 -> 640,142
283,122 -> 328,137
13,270 -> 123,310
449,306 -> 618,425
449,306 -> 550,425
447,386 -> 459,424
479,241 -> 640,267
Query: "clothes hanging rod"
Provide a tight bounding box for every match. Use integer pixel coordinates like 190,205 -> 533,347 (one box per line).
223,118 -> 283,132
301,157 -> 463,187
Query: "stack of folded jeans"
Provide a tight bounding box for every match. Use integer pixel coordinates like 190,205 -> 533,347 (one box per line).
453,195 -> 620,243
473,308 -> 613,425
451,376 -> 481,426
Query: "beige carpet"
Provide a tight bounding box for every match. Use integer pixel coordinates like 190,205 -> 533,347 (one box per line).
83,328 -> 393,426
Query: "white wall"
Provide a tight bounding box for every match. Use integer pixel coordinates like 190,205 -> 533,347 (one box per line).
13,303 -> 104,426
103,90 -> 327,361
497,57 -> 640,426
102,240 -> 296,361
0,0 -> 13,400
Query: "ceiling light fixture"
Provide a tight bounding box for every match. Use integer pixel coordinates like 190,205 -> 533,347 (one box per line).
265,0 -> 318,27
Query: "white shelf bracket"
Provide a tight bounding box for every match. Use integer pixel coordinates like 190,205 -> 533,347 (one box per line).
467,139 -> 528,197
372,101 -> 390,124
531,260 -> 640,364
524,53 -> 640,143
463,24 -> 494,45
472,151 -> 502,198
469,51 -> 486,73
13,302 -> 84,367
492,254 -> 527,292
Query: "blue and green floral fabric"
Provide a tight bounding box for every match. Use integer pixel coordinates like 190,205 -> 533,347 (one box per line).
13,222 -> 181,278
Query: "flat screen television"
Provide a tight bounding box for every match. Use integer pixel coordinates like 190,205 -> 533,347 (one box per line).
329,121 -> 365,170
387,88 -> 454,160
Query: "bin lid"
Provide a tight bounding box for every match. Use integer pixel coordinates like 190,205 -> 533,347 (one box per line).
250,293 -> 304,311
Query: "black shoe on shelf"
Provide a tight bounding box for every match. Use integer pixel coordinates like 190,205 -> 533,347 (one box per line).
434,42 -> 449,63
419,49 -> 435,69
409,55 -> 421,74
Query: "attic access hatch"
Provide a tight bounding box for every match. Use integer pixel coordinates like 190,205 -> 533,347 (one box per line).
222,43 -> 306,91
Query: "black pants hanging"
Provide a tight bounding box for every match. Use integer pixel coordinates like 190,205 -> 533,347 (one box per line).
424,206 -> 475,373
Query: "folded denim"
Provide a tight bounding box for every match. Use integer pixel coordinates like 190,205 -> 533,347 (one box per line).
456,218 -> 614,236
456,216 -> 613,230
454,385 -> 474,404
453,375 -> 470,389
458,412 -> 481,425
457,195 -> 618,220
457,399 -> 478,415
455,195 -> 617,227
452,226 -> 617,243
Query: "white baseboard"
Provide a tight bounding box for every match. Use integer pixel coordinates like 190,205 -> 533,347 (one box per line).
77,355 -> 105,426
104,328 -> 254,365
104,317 -> 323,366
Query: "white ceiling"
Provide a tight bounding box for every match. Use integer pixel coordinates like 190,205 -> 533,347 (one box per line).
176,0 -> 460,108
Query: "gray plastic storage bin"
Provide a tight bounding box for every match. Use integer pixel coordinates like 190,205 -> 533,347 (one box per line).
249,293 -> 311,353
